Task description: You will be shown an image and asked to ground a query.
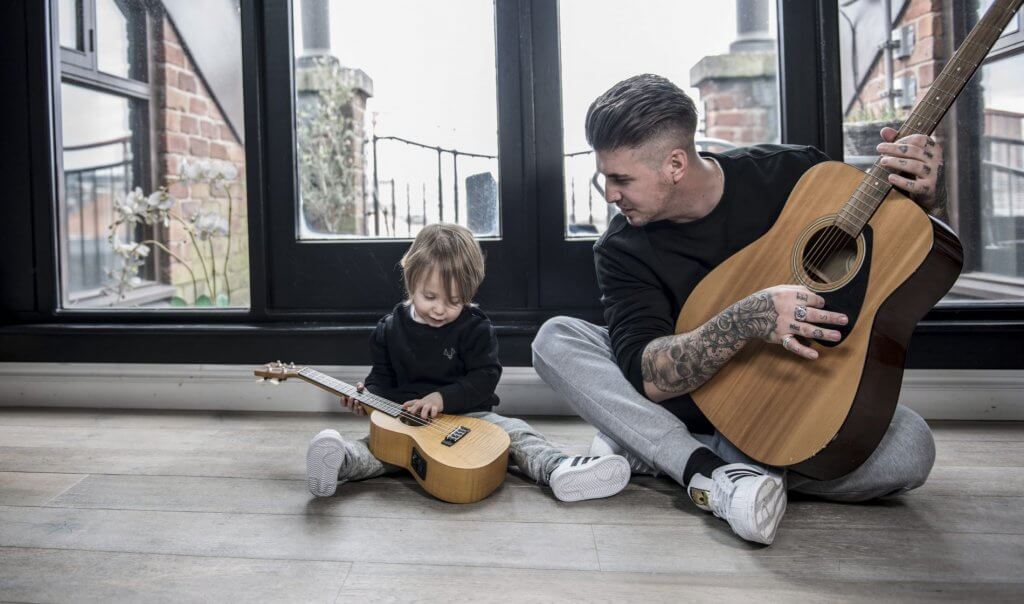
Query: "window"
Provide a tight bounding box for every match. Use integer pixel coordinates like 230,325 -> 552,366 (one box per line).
292,0 -> 500,240
838,0 -> 1024,303
558,0 -> 780,238
55,0 -> 251,309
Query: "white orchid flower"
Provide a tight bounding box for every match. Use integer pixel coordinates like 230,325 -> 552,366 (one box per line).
215,162 -> 238,182
193,207 -> 229,240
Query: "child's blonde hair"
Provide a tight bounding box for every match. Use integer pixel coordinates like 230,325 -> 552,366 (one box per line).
400,223 -> 485,303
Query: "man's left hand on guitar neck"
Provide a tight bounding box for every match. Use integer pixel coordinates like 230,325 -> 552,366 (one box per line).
875,127 -> 948,221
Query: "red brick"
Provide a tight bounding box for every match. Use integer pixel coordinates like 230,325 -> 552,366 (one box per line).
165,111 -> 180,132
164,44 -> 185,68
210,142 -> 229,160
189,98 -> 207,116
168,180 -> 189,198
901,0 -> 936,22
917,62 -> 937,87
162,133 -> 188,153
164,155 -> 180,175
220,124 -> 237,142
165,88 -> 190,112
178,72 -> 197,93
201,120 -> 218,139
189,137 -> 209,157
228,145 -> 246,162
180,115 -> 199,135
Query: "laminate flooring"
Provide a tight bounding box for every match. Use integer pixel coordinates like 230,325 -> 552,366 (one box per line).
0,408 -> 1022,603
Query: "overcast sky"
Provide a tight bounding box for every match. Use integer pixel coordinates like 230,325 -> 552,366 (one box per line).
293,0 -> 765,156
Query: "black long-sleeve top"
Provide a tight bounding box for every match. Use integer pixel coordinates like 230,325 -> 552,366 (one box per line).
593,144 -> 830,432
362,302 -> 501,414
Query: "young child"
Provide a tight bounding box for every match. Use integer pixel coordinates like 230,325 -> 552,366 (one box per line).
306,223 -> 630,502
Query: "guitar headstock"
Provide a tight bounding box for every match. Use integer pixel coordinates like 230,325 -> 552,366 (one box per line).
254,361 -> 303,384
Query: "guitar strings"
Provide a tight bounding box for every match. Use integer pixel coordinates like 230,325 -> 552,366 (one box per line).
799,10 -> 1004,285
301,368 -> 476,439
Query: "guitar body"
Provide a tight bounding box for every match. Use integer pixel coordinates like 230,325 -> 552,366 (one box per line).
368,409 -> 511,503
676,161 -> 963,480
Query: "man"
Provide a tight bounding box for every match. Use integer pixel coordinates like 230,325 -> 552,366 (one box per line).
532,74 -> 943,545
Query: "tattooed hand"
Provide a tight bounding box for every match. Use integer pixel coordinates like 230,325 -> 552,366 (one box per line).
640,285 -> 849,401
876,127 -> 947,218
757,285 -> 847,360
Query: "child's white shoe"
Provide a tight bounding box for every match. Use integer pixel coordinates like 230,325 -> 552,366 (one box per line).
549,455 -> 630,502
307,429 -> 347,497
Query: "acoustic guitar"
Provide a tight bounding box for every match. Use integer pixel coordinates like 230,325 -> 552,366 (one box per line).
676,0 -> 1022,480
255,362 -> 510,503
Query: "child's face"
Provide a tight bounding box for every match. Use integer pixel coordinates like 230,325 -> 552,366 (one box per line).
410,268 -> 465,328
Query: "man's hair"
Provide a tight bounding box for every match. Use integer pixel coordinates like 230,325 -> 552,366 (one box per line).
585,74 -> 698,152
400,223 -> 485,302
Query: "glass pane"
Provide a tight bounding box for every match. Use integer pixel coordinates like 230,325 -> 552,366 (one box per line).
292,0 -> 500,239
838,1 -> 1024,302
96,0 -> 147,80
59,0 -> 83,51
968,56 -> 1024,299
60,84 -> 135,297
559,0 -> 780,238
59,2 -> 250,309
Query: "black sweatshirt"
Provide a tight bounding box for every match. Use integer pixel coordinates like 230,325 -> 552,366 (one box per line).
593,144 -> 831,432
362,302 -> 501,414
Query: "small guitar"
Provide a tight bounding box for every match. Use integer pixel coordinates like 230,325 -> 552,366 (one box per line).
255,362 -> 510,503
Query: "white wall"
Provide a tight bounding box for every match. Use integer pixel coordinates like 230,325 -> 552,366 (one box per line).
1,363 -> 1022,420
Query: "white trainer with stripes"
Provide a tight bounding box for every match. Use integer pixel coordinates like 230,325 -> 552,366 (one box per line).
306,429 -> 347,497
588,431 -> 659,476
687,463 -> 787,545
549,454 -> 631,502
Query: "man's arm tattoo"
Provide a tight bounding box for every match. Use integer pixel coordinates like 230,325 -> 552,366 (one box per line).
641,292 -> 778,394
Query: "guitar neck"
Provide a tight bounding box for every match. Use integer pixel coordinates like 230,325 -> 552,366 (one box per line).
836,0 -> 1024,235
295,367 -> 404,417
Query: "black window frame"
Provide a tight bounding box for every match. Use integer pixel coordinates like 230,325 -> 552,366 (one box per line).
0,0 -> 1020,371
55,0 -> 156,306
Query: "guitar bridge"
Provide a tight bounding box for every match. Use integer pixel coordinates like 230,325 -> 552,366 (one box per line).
442,426 -> 470,447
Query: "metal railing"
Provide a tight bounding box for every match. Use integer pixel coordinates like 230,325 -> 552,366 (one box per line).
365,136 -> 738,238
62,136 -> 135,294
370,135 -> 497,238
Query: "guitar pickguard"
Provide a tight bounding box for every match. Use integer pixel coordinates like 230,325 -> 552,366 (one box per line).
818,225 -> 872,348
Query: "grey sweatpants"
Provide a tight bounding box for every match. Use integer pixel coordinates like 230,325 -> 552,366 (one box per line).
531,316 -> 936,502
335,412 -> 567,486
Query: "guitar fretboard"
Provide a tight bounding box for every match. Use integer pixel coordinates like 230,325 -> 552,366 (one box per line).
297,367 -> 403,417
835,0 -> 1023,235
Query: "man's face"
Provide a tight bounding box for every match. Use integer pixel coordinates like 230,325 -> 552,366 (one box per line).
594,146 -> 674,227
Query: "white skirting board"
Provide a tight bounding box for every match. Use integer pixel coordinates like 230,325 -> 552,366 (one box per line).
0,362 -> 1022,420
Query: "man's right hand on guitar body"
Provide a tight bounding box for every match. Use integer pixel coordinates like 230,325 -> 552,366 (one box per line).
641,285 -> 849,402
755,285 -> 848,361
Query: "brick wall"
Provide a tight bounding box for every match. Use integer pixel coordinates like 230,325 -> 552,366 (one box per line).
154,17 -> 249,306
846,0 -> 945,125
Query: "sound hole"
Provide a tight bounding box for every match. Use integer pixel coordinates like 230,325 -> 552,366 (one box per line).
802,226 -> 859,285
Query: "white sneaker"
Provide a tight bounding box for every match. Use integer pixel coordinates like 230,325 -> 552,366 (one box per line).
588,432 -> 659,476
687,463 -> 786,545
306,429 -> 347,497
549,455 -> 630,502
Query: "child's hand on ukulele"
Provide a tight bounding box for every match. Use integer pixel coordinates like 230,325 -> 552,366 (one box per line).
403,392 -> 444,419
339,382 -> 368,416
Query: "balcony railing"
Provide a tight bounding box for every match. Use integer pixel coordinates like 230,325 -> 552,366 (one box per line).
62,136 -> 136,296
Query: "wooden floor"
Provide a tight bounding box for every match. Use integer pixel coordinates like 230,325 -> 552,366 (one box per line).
0,408 -> 1022,603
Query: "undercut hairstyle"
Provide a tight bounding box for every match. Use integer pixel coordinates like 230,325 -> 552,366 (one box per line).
585,74 -> 698,153
400,223 -> 485,303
